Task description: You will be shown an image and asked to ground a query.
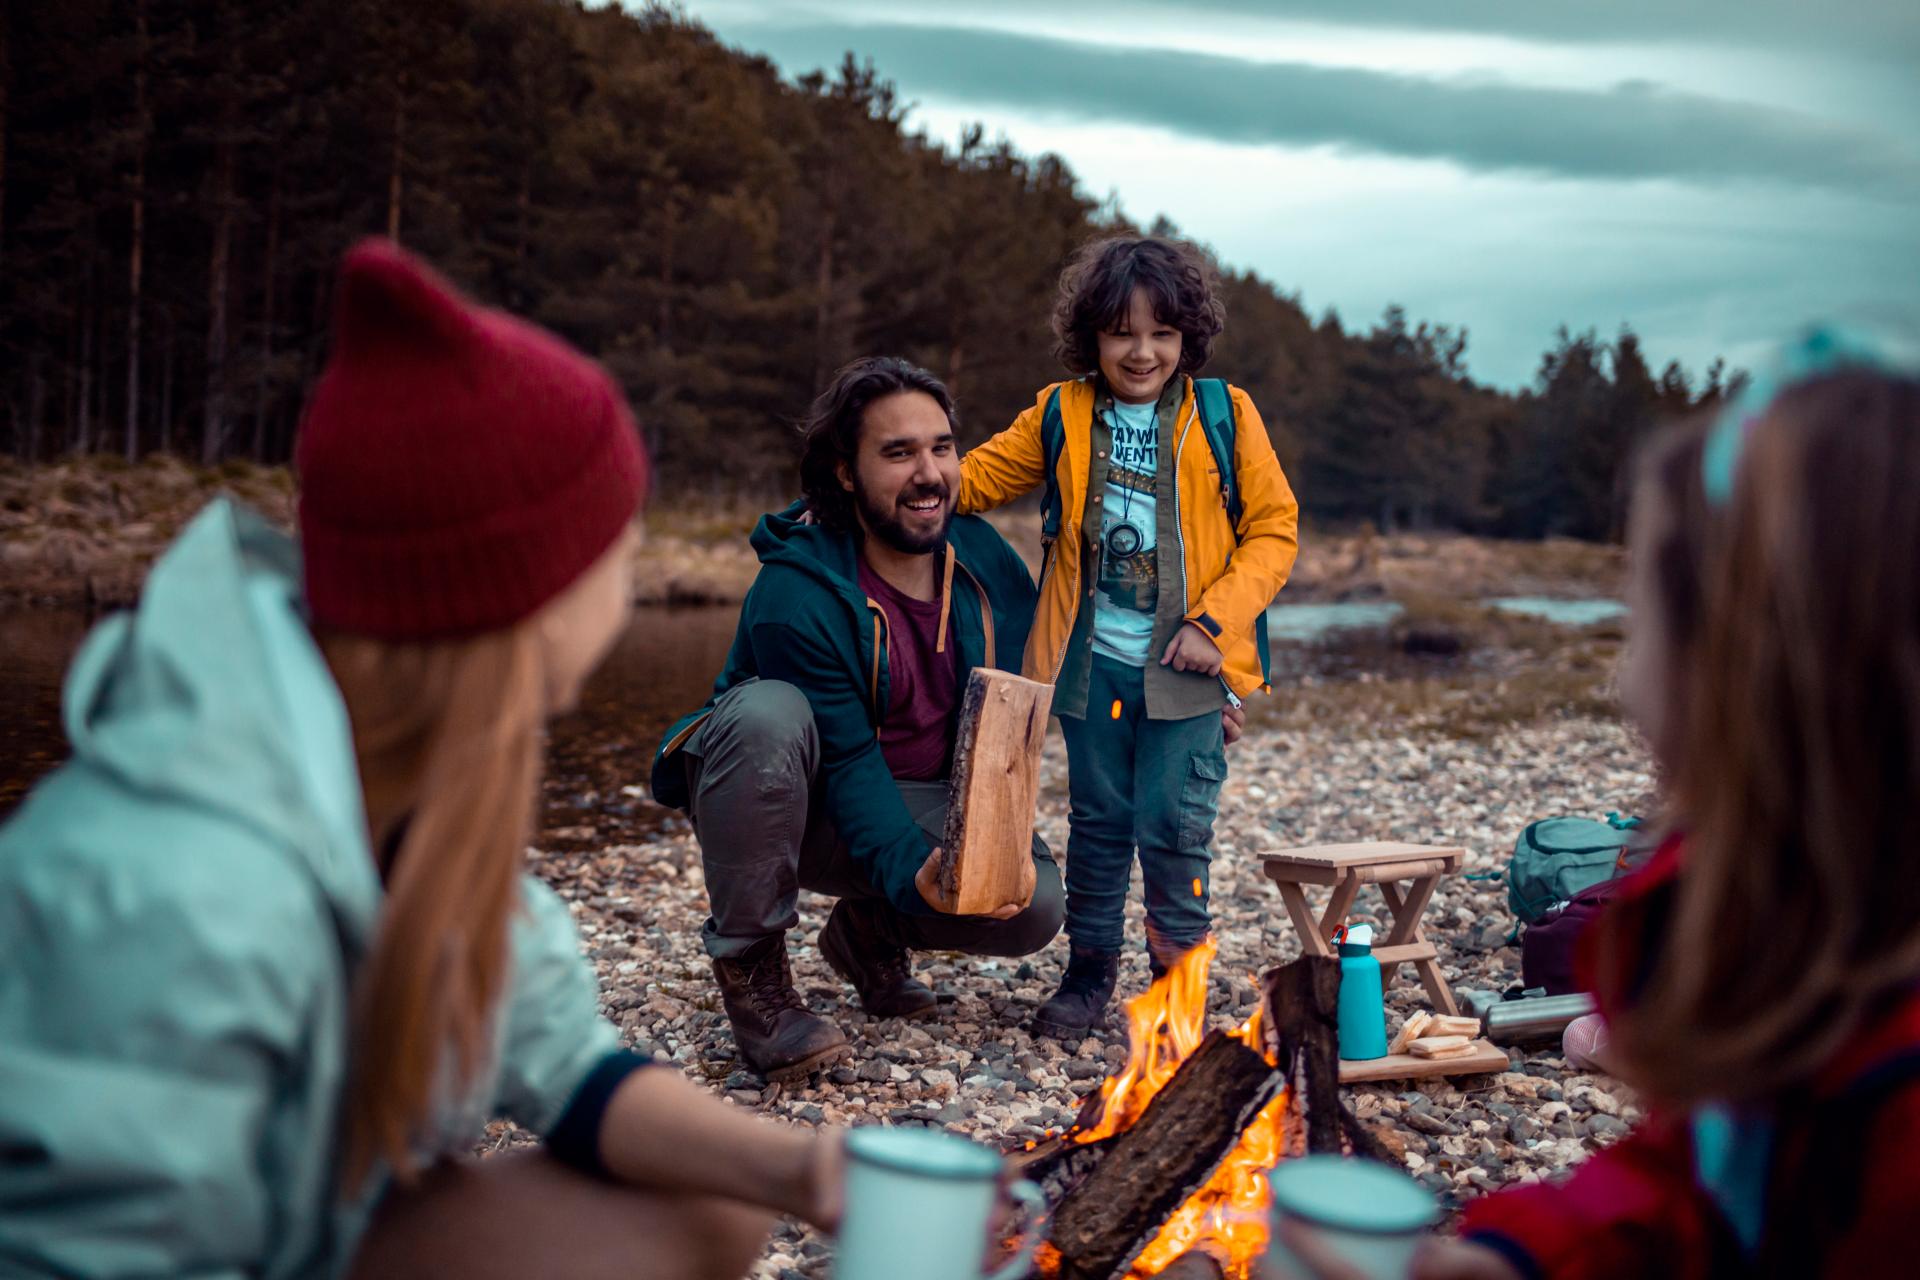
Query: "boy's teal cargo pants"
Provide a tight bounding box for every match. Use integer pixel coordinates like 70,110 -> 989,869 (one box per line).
1058,653 -> 1227,958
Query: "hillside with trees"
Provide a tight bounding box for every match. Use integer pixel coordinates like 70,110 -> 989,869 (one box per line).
0,0 -> 1734,539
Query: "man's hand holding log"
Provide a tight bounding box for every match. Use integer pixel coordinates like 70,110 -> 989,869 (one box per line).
916,846 -> 1025,918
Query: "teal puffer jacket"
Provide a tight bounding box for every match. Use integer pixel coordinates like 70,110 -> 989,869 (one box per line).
0,500 -> 617,1278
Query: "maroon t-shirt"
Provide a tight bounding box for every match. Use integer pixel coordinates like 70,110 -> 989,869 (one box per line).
856,556 -> 960,782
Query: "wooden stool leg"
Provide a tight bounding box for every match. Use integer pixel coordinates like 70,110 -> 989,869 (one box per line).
1272,878 -> 1333,959
1269,869 -> 1363,958
1414,957 -> 1461,1017
1377,875 -> 1459,1016
1322,873 -> 1362,947
1381,875 -> 1440,946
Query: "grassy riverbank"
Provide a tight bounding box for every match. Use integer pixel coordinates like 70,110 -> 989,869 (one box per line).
2,456 -> 1624,611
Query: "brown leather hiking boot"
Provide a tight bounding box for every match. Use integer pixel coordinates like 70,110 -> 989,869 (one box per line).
712,937 -> 850,1082
818,900 -> 938,1020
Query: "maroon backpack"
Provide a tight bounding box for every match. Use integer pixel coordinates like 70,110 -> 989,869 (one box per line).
1521,876 -> 1628,995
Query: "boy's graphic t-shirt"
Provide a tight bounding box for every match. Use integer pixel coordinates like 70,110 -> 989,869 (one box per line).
1092,396 -> 1160,666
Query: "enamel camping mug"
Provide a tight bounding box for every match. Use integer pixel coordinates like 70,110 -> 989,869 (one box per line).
1260,1155 -> 1438,1280
833,1126 -> 1046,1280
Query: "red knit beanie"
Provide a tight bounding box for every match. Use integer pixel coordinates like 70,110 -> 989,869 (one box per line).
296,239 -> 648,640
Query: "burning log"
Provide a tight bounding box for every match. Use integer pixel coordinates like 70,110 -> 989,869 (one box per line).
939,668 -> 1051,914
1046,1030 -> 1283,1280
1159,1252 -> 1227,1280
1261,956 -> 1392,1162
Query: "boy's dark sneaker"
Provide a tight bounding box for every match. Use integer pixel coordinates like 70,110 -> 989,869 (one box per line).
819,900 -> 938,1020
1031,945 -> 1120,1039
712,937 -> 851,1082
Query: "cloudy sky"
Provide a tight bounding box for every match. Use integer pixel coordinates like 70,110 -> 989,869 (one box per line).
665,0 -> 1920,389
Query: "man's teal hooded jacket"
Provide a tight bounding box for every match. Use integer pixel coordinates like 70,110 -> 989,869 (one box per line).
652,503 -> 1037,914
0,501 -> 618,1277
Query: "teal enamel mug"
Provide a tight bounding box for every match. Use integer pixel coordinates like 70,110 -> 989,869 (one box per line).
833,1126 -> 1046,1280
1260,1155 -> 1438,1280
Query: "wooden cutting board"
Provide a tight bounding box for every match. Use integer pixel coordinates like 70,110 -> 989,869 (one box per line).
1337,1038 -> 1510,1083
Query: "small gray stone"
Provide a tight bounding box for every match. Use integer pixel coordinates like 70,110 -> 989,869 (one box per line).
1585,1114 -> 1631,1140
856,1060 -> 891,1084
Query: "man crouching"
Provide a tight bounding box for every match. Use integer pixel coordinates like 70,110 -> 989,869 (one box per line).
650,357 -> 1064,1080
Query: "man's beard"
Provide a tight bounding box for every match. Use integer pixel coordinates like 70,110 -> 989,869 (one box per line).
853,473 -> 953,555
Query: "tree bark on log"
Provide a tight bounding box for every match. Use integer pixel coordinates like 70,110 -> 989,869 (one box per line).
1047,1031 -> 1281,1280
1262,956 -> 1392,1161
939,668 -> 1048,914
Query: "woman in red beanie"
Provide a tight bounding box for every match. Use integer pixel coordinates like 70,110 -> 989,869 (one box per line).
0,240 -> 840,1278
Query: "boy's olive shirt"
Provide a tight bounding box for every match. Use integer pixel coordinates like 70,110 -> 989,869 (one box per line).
1055,376 -> 1227,722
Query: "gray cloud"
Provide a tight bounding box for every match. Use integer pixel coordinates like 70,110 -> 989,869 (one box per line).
728,20 -> 1920,198
813,1 -> 1920,67
1117,1 -> 1917,62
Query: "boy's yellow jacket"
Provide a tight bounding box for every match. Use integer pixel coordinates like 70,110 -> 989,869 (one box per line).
958,376 -> 1300,699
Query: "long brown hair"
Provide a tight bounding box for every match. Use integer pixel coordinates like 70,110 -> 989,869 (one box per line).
319,624 -> 547,1188
1605,369 -> 1920,1104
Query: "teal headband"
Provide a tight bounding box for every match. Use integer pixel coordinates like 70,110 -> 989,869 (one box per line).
1700,324 -> 1907,506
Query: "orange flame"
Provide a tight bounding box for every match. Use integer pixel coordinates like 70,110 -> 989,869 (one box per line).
1066,939 -> 1288,1278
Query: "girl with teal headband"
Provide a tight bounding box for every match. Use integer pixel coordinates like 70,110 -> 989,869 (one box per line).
1288,333 -> 1920,1279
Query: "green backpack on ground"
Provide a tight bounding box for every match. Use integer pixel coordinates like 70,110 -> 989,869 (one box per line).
1507,814 -> 1642,924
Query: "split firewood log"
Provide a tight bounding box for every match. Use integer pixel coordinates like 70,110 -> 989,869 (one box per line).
1408,1035 -> 1477,1059
1388,1010 -> 1434,1056
938,669 -> 1050,914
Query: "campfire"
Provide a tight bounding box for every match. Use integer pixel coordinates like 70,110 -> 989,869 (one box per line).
1011,939 -> 1298,1280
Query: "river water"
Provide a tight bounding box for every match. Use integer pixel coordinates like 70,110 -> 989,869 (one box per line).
0,595 -> 1622,822
0,605 -> 742,823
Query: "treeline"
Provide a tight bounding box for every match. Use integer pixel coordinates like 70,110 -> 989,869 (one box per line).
0,0 -> 1731,540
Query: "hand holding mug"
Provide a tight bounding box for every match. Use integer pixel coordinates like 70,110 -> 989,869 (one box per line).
833,1127 -> 1046,1280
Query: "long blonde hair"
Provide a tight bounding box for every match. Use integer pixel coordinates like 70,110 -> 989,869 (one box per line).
319,624 -> 546,1189
1606,370 -> 1920,1104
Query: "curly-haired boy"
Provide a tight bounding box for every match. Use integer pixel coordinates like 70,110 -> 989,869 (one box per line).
957,235 -> 1300,1037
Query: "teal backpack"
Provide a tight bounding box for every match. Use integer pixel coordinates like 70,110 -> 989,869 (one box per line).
1507,814 -> 1643,925
1037,377 -> 1270,684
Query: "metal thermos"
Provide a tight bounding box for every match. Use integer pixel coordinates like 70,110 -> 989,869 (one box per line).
1484,992 -> 1597,1046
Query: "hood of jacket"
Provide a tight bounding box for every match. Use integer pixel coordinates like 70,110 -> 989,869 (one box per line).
54,497 -> 380,951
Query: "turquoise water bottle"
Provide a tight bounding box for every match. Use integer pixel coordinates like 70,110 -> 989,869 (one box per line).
1336,924 -> 1388,1060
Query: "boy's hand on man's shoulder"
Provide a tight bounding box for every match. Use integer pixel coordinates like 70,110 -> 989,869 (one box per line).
1161,622 -> 1224,676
